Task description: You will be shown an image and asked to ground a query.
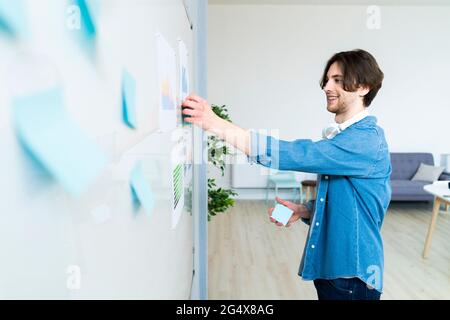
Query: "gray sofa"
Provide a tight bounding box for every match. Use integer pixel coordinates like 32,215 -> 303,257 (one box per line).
390,153 -> 450,202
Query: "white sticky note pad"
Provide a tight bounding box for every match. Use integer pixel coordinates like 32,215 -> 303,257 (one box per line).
271,204 -> 294,226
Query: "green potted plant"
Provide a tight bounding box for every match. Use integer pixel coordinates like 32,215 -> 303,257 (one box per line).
207,104 -> 238,221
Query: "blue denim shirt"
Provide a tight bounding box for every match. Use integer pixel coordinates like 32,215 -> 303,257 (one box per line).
249,116 -> 391,292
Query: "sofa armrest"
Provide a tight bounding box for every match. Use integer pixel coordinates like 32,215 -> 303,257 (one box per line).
439,172 -> 450,180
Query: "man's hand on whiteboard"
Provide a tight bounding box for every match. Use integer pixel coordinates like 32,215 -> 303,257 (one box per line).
268,197 -> 310,227
182,94 -> 219,131
182,94 -> 251,156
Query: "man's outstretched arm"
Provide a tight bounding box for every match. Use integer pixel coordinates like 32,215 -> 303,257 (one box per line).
182,94 -> 381,177
182,94 -> 251,155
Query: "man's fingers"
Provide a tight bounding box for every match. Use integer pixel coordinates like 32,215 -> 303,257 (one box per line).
268,208 -> 275,223
184,94 -> 200,102
269,217 -> 280,225
269,215 -> 285,227
182,108 -> 201,117
275,196 -> 296,210
268,208 -> 279,224
275,197 -> 290,206
269,206 -> 286,226
183,117 -> 196,124
275,196 -> 284,204
186,94 -> 201,102
185,94 -> 206,104
189,93 -> 207,104
182,99 -> 201,109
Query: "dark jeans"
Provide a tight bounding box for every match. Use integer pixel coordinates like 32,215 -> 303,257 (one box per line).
314,278 -> 381,300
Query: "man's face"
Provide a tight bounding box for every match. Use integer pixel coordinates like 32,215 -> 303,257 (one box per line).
323,62 -> 363,115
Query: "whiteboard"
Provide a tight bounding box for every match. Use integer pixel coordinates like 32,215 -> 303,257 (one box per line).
0,0 -> 195,299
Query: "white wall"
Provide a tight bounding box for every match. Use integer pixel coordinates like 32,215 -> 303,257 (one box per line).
208,4 -> 450,198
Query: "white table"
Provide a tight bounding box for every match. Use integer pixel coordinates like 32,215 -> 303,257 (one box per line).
422,181 -> 450,258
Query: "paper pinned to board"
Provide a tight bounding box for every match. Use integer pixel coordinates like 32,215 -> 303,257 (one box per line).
178,39 -> 190,126
156,32 -> 177,132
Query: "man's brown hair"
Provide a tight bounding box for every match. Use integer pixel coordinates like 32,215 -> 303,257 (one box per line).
320,49 -> 384,107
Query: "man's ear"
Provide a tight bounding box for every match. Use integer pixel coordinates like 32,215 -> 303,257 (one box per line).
358,85 -> 370,97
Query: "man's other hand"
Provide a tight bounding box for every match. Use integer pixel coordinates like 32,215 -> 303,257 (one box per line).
268,197 -> 310,227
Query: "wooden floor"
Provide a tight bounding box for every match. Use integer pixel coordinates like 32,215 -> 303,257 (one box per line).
208,200 -> 450,300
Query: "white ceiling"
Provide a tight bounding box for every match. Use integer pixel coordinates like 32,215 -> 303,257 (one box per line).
209,0 -> 450,5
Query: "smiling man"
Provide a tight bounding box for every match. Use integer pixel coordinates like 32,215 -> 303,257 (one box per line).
182,49 -> 391,300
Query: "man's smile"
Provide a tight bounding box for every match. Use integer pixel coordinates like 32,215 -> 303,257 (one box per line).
327,94 -> 339,103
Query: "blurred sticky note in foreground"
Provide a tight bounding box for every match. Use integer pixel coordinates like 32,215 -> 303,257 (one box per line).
13,87 -> 108,197
130,162 -> 154,216
68,0 -> 99,58
75,0 -> 98,39
0,0 -> 28,38
271,204 -> 294,226
121,70 -> 137,129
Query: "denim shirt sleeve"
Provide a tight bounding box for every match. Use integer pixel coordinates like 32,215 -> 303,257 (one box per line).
248,129 -> 380,177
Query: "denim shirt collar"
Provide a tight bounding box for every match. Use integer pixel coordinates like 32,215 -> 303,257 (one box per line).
338,109 -> 370,131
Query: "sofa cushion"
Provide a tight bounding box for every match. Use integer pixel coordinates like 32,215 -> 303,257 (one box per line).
411,163 -> 445,183
390,180 -> 429,197
390,153 -> 434,180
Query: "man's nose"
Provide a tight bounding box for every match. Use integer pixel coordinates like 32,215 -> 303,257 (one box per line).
324,80 -> 334,92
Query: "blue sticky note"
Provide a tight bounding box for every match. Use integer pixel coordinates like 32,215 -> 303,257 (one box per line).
70,0 -> 98,58
130,162 -> 154,216
76,0 -> 98,40
271,204 -> 294,226
122,70 -> 137,129
12,87 -> 108,197
0,0 -> 28,38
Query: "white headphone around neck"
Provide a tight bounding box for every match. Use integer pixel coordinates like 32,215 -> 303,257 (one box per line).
322,123 -> 342,140
322,110 -> 370,140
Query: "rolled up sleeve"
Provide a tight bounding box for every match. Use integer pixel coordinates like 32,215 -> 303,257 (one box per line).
248,129 -> 380,177
248,130 -> 270,165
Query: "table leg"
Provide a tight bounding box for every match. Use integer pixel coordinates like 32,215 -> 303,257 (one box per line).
422,197 -> 442,258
